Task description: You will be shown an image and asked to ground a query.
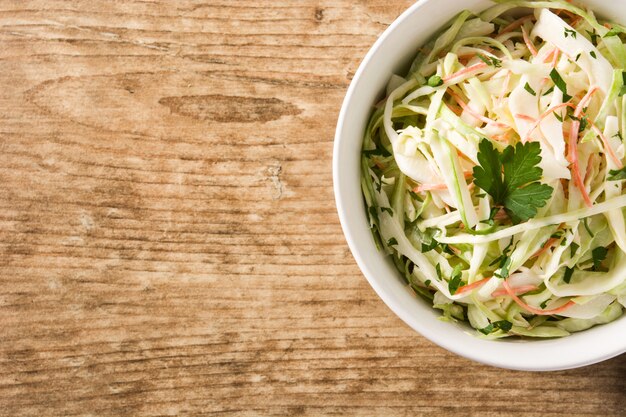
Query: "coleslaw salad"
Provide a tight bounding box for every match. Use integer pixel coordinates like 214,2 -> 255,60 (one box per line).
361,0 -> 626,338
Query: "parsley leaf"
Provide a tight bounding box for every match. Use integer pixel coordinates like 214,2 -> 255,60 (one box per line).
550,69 -> 572,102
571,115 -> 588,132
586,30 -> 598,44
479,320 -> 513,335
608,167 -> 626,180
380,207 -> 394,216
477,54 -> 502,68
448,264 -> 463,295
473,140 -> 553,224
363,147 -> 391,158
524,82 -> 536,96
564,27 -> 577,38
494,320 -> 513,332
563,266 -> 575,284
583,218 -> 594,237
427,75 -> 443,87
592,247 -> 608,271
553,111 -> 564,123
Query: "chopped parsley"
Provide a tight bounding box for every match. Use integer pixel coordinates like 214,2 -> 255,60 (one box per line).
363,147 -> 391,158
570,242 -> 580,257
490,237 -> 515,279
575,53 -> 582,62
524,82 -> 536,96
550,69 -> 572,102
590,51 -> 597,59
424,279 -> 431,287
387,237 -> 398,247
477,54 -> 502,68
368,206 -> 379,224
586,30 -> 599,44
564,27 -> 577,38
380,206 -> 394,216
553,111 -> 564,123
448,264 -> 464,295
428,75 -> 443,87
540,299 -> 549,309
583,218 -> 594,237
608,167 -> 626,181
479,320 -> 513,335
570,115 -> 588,132
436,263 -> 442,280
542,86 -> 554,96
592,247 -> 608,271
473,140 -> 554,224
563,266 -> 575,284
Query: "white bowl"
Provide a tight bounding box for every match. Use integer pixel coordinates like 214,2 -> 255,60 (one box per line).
334,0 -> 626,371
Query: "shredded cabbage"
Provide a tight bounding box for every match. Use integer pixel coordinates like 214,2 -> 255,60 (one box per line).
361,0 -> 626,338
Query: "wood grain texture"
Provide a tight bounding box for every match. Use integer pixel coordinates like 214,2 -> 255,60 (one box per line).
0,1 -> 624,415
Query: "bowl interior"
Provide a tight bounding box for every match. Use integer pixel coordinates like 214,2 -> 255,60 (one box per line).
334,0 -> 626,370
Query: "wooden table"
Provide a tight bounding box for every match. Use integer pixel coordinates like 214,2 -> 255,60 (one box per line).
0,1 -> 624,415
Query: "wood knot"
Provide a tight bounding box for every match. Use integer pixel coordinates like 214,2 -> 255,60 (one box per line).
314,7 -> 324,22
158,95 -> 302,123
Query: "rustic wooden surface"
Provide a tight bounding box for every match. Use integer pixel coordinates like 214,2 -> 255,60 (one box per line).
0,1 -> 624,415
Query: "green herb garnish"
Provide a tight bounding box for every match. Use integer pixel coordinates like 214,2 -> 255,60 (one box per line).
524,82 -> 536,96
477,54 -> 502,68
473,140 -> 554,224
608,167 -> 626,180
563,267 -> 575,284
550,69 -> 572,102
592,247 -> 608,271
564,27 -> 577,38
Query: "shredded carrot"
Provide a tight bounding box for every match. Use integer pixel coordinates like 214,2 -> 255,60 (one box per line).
449,90 -> 509,128
570,16 -> 582,27
498,71 -> 512,106
499,15 -> 534,35
523,102 -> 575,142
491,284 -> 538,298
551,48 -> 561,68
443,62 -> 488,83
531,237 -> 559,258
447,103 -> 463,116
413,172 -> 474,193
522,25 -> 538,57
413,183 -> 448,193
567,87 -> 601,207
584,153 -> 595,184
455,277 -> 491,295
543,48 -> 557,64
577,86 -> 599,114
568,126 -> 593,207
590,122 -> 624,169
503,280 -> 576,315
492,131 -> 511,142
515,113 -> 537,123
